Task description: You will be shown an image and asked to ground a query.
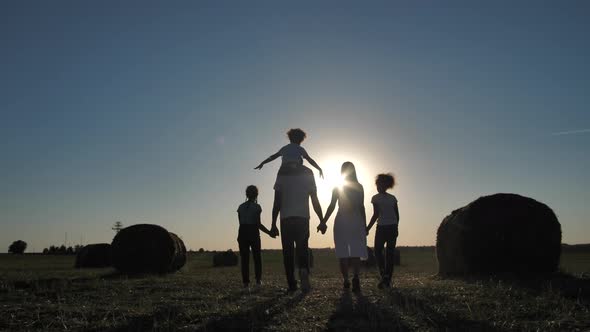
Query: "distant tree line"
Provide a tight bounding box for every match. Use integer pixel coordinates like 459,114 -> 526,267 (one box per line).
42,244 -> 83,255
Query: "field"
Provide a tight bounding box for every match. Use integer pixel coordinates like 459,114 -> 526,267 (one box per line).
1,247 -> 590,331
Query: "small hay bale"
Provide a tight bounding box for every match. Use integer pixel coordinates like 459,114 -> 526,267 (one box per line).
75,243 -> 112,268
213,250 -> 238,267
111,224 -> 187,274
436,193 -> 561,275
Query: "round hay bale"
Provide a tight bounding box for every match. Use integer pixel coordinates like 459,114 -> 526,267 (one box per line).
111,224 -> 186,274
75,243 -> 112,268
436,193 -> 561,275
213,250 -> 238,267
169,233 -> 187,271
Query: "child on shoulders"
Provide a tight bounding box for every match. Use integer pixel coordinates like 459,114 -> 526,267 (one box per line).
254,128 -> 323,178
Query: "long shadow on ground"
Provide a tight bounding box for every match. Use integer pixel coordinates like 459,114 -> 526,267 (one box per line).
454,272 -> 590,304
327,290 -> 412,332
199,291 -> 307,331
99,291 -> 306,332
384,287 -> 507,332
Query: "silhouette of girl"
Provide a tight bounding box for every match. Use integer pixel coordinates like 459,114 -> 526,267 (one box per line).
366,173 -> 399,288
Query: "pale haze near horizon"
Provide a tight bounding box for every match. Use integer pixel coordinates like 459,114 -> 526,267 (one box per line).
1,2 -> 589,252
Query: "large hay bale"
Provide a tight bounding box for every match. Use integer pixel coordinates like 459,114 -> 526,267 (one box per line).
75,243 -> 111,268
213,250 -> 238,267
111,224 -> 187,274
169,233 -> 187,272
436,193 -> 561,275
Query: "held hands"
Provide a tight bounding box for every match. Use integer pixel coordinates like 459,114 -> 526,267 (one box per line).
270,225 -> 279,238
365,226 -> 370,236
317,222 -> 327,234
319,169 -> 324,179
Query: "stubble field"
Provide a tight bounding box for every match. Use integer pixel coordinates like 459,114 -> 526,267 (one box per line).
1,247 -> 589,331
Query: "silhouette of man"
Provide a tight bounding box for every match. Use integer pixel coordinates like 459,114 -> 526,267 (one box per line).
271,165 -> 323,292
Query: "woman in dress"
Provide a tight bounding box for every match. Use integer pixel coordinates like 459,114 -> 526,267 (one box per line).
318,162 -> 367,292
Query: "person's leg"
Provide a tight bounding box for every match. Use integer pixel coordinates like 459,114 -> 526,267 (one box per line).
252,236 -> 262,284
384,226 -> 399,284
280,219 -> 297,290
374,226 -> 386,280
294,219 -> 310,291
351,257 -> 361,292
351,257 -> 361,278
238,239 -> 250,285
339,258 -> 350,287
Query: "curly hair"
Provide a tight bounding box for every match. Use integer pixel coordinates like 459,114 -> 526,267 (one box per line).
287,128 -> 307,144
245,185 -> 259,202
375,173 -> 395,191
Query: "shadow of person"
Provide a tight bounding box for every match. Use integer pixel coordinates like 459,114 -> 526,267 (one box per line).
201,291 -> 307,331
327,290 -> 411,332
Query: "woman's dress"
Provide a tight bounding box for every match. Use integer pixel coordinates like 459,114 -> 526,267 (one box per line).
333,184 -> 368,259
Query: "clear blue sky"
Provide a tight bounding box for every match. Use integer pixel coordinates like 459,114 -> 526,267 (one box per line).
1,1 -> 589,252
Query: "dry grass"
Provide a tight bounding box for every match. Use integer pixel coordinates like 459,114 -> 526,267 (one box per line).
0,248 -> 589,331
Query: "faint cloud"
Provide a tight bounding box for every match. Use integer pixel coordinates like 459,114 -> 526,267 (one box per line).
551,129 -> 590,136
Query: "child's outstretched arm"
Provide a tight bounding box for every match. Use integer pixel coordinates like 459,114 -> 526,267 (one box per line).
366,203 -> 380,236
304,155 -> 324,178
255,152 -> 280,170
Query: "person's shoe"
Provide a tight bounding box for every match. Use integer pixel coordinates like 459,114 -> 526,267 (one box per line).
343,279 -> 351,290
378,278 -> 391,289
300,269 -> 311,292
287,281 -> 298,293
352,277 -> 361,293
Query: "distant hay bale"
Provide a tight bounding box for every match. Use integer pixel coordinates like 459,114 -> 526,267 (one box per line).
75,243 -> 111,268
111,224 -> 187,274
436,193 -> 562,276
212,250 -> 238,267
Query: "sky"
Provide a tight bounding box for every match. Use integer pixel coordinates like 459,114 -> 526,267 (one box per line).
1,1 -> 589,252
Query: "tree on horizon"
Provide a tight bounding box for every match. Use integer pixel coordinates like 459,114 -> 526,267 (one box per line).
112,221 -> 124,233
8,240 -> 27,254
